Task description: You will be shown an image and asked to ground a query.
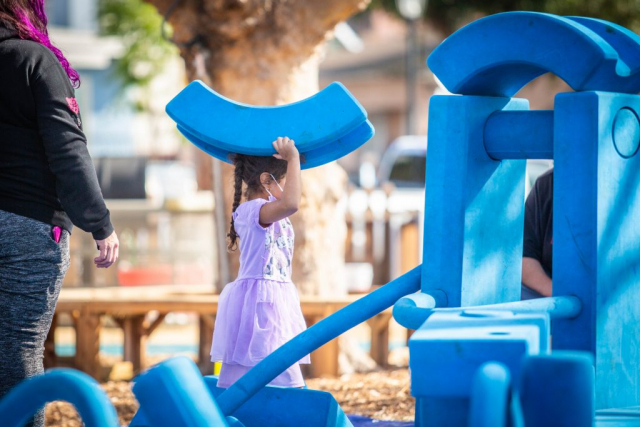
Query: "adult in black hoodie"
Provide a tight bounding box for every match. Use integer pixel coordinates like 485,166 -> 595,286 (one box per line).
0,4 -> 119,425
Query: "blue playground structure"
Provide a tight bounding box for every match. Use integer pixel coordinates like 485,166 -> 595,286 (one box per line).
2,10 -> 640,427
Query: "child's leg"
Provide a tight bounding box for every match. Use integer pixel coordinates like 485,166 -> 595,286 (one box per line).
218,362 -> 306,389
217,363 -> 252,388
268,363 -> 305,388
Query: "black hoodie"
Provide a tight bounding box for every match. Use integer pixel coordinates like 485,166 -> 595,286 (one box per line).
0,22 -> 113,240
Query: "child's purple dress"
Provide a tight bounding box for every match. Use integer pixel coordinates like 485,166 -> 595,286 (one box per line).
210,198 -> 310,388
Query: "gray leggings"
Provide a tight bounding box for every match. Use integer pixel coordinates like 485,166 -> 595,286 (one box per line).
0,210 -> 70,427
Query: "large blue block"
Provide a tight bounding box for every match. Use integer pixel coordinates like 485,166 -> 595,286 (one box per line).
428,12 -> 640,96
553,91 -> 640,409
422,95 -> 526,307
167,81 -> 374,168
410,310 -> 547,399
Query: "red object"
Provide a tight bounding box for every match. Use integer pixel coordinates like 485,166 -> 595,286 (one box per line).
118,265 -> 173,286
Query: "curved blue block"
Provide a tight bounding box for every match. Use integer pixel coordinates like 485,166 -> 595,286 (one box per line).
468,362 -> 511,427
519,352 -> 595,427
428,12 -> 640,96
167,81 -> 374,168
132,356 -> 229,427
0,369 -> 118,427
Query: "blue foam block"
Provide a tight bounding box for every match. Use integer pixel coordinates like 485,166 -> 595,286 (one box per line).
204,376 -> 353,427
131,357 -> 229,427
422,95 -> 526,307
167,81 -> 374,168
0,369 -> 118,427
468,362 -> 511,427
410,311 -> 545,399
520,352 -> 595,427
428,12 -> 640,96
553,91 -> 640,409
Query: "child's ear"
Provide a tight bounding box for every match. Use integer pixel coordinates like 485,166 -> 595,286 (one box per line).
259,172 -> 271,185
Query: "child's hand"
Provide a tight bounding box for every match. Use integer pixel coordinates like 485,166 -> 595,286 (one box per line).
272,137 -> 299,161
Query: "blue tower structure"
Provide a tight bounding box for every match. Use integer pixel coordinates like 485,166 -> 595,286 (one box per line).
405,10 -> 640,416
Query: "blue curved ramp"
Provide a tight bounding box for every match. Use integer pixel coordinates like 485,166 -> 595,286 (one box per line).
0,369 -> 118,427
167,81 -> 374,168
428,12 -> 640,96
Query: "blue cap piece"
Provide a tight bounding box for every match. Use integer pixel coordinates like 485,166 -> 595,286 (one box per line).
428,12 -> 640,96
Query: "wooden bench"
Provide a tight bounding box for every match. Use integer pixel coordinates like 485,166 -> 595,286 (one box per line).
49,285 -> 393,380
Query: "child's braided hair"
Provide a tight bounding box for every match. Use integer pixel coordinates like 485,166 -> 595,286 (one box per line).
227,154 -> 287,251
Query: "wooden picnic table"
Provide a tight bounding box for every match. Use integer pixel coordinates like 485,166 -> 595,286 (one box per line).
50,285 -> 394,380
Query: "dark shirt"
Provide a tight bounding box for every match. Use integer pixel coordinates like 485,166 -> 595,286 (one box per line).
0,23 -> 113,239
522,168 -> 553,293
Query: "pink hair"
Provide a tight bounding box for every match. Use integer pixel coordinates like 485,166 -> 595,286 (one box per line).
0,0 -> 80,88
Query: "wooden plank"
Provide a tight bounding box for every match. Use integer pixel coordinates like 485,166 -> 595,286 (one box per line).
306,307 -> 341,377
122,315 -> 146,373
75,311 -> 101,380
199,315 -> 215,374
367,312 -> 392,367
400,222 -> 420,275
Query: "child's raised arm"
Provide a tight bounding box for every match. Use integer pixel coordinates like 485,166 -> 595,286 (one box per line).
259,137 -> 301,225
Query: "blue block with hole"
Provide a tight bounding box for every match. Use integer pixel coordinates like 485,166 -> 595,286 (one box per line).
409,311 -> 547,427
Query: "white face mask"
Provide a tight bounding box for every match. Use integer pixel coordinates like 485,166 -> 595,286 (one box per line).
265,174 -> 283,201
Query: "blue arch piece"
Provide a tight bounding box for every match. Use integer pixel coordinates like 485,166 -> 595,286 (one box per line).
427,12 -> 640,96
167,81 -> 374,168
0,369 -> 119,427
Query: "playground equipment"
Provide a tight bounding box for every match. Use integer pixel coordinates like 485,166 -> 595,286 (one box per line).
2,10 -> 640,427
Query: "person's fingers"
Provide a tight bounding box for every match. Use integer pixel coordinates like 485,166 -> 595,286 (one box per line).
273,140 -> 282,154
95,243 -> 107,262
113,244 -> 120,264
273,154 -> 283,159
106,244 -> 116,265
95,245 -> 112,267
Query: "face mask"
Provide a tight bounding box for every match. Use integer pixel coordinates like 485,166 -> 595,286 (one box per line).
270,174 -> 284,192
265,174 -> 283,201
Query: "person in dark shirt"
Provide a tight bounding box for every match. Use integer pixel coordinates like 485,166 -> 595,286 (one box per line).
0,2 -> 119,426
522,169 -> 553,299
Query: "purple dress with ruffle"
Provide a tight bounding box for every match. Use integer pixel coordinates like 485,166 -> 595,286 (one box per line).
210,197 -> 310,388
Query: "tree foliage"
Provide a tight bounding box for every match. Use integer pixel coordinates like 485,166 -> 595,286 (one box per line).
98,0 -> 177,88
370,0 -> 640,35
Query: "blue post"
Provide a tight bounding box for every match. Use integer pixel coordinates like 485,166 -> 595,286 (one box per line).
468,362 -> 511,427
421,95 -> 527,307
553,91 -> 640,409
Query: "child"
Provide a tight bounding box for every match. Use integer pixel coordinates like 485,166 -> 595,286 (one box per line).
211,136 -> 310,388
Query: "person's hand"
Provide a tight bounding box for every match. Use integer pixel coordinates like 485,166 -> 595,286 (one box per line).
94,231 -> 119,268
272,137 -> 299,162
